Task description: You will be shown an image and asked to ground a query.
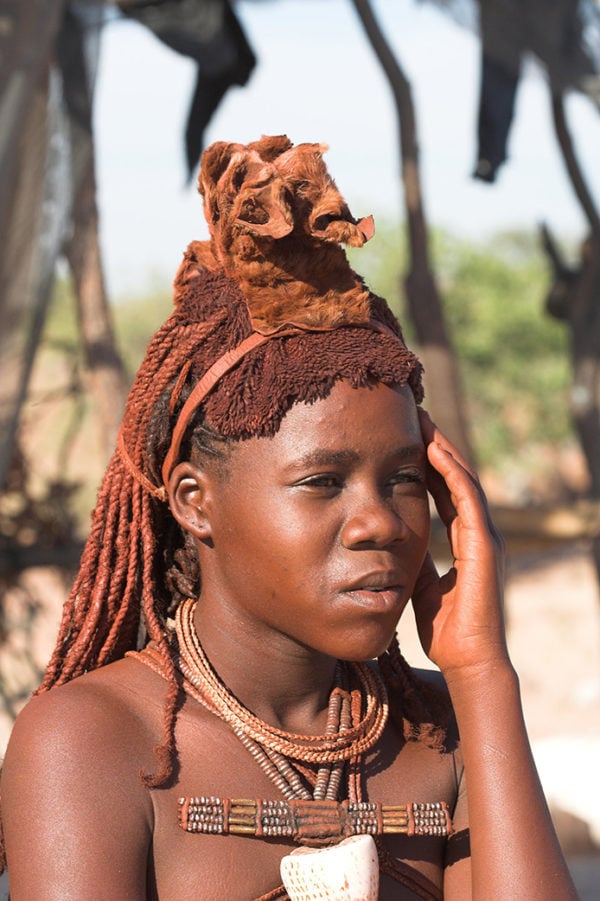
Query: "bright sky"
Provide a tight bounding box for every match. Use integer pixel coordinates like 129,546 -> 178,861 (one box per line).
94,0 -> 600,298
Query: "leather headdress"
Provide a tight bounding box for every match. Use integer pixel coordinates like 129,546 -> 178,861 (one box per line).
174,134 -> 376,334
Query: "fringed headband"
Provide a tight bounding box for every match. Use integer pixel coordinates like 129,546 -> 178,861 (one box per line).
117,135 -> 424,503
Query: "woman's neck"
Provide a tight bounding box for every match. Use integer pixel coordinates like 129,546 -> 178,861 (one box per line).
192,595 -> 340,735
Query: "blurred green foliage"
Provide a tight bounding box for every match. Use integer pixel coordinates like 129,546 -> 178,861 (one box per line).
352,223 -> 572,468
112,285 -> 173,378
46,277 -> 172,381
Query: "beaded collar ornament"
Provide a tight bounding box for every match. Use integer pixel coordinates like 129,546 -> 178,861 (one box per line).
132,599 -> 452,847
139,598 -> 389,807
130,599 -> 451,901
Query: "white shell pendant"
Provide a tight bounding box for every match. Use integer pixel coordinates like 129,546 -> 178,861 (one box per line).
280,833 -> 379,901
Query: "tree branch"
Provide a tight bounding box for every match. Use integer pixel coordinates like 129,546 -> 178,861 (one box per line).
551,92 -> 600,236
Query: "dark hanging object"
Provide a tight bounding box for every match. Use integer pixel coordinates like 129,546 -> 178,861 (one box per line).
473,53 -> 520,183
117,0 -> 256,179
184,2 -> 256,180
422,0 -> 600,181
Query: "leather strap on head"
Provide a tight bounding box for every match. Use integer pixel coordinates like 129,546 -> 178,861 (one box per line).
117,429 -> 169,502
161,331 -> 269,488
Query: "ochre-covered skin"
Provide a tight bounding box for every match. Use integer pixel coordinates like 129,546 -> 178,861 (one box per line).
0,136 -> 578,901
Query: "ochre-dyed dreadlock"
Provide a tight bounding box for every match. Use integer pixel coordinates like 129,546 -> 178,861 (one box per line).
32,135 -> 450,794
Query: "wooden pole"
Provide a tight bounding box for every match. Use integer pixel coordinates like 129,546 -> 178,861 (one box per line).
547,92 -> 600,591
350,0 -> 474,463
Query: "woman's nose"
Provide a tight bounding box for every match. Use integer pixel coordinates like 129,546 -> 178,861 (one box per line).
340,494 -> 408,549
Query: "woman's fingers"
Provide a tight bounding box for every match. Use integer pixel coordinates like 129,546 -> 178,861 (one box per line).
419,414 -> 478,530
415,411 -> 507,672
418,410 -> 457,527
418,409 -> 478,482
418,408 -> 500,555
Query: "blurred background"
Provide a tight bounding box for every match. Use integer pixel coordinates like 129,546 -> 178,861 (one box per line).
1,1 -> 599,896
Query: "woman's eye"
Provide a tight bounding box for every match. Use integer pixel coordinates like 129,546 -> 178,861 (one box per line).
390,468 -> 424,486
299,474 -> 341,490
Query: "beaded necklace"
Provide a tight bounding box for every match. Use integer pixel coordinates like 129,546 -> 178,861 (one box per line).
175,597 -> 389,803
133,599 -> 452,841
131,598 -> 451,900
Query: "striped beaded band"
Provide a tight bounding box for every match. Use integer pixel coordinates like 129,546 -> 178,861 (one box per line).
178,797 -> 453,845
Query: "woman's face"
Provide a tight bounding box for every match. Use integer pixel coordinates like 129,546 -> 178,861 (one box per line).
197,380 -> 431,662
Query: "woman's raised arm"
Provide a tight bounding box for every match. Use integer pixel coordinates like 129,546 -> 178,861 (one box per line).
413,410 -> 577,901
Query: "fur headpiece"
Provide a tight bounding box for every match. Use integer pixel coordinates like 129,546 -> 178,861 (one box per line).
174,134 -> 375,334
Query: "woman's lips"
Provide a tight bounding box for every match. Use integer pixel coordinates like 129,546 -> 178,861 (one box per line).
341,585 -> 405,612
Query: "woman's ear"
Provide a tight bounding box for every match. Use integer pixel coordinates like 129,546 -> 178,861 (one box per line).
167,461 -> 213,541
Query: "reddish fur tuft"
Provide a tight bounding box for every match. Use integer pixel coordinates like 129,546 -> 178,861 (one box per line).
186,135 -> 375,334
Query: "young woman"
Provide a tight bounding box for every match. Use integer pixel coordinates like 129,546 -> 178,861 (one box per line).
0,135 -> 576,900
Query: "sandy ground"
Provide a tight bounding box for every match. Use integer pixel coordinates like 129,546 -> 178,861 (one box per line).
1,544 -> 599,898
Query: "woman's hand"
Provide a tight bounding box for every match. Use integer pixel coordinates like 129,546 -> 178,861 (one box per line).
412,412 -> 578,901
411,409 -> 508,678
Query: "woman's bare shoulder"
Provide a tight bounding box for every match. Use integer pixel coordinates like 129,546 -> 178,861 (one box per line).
1,655 -> 171,832
406,666 -> 461,756
411,665 -> 448,691
1,658 -> 165,900
6,656 -> 165,758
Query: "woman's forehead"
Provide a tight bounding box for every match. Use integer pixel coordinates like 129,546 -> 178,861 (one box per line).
228,381 -> 422,462
281,380 -> 418,423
